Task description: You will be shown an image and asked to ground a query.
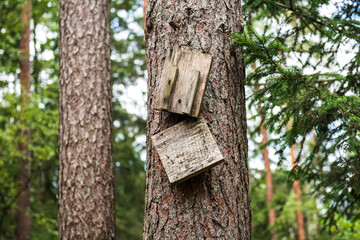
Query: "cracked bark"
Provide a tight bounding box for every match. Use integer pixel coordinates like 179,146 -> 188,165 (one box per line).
58,0 -> 115,239
16,0 -> 32,239
143,0 -> 251,239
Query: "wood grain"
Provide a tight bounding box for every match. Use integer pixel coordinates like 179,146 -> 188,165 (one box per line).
180,70 -> 199,115
151,115 -> 224,184
159,66 -> 178,110
153,49 -> 213,117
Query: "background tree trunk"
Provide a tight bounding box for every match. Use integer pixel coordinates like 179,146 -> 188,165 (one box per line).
290,145 -> 306,240
16,0 -> 31,239
286,121 -> 306,240
260,112 -> 277,240
143,1 -> 251,239
256,61 -> 277,240
143,0 -> 148,28
58,0 -> 115,239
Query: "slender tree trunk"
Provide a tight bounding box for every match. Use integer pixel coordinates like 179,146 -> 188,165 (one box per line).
16,0 -> 32,239
143,1 -> 251,239
58,0 -> 115,239
286,120 -> 306,240
255,63 -> 277,239
260,112 -> 277,240
290,146 -> 306,240
143,0 -> 148,29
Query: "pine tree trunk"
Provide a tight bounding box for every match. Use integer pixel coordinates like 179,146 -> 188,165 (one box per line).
143,1 -> 251,239
143,0 -> 148,28
285,105 -> 306,240
256,61 -> 277,239
290,146 -> 306,240
58,0 -> 115,239
16,0 -> 32,239
260,113 -> 277,240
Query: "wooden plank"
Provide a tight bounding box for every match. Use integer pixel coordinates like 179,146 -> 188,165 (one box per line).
159,66 -> 178,110
178,70 -> 199,115
154,49 -> 213,117
153,49 -> 174,111
151,115 -> 224,184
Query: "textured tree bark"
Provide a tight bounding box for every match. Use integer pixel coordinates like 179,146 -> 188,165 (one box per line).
143,1 -> 251,239
16,1 -> 32,239
290,146 -> 306,240
58,0 -> 115,239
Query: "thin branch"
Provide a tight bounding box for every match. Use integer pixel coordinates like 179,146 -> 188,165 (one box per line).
275,2 -> 324,26
248,28 -> 286,75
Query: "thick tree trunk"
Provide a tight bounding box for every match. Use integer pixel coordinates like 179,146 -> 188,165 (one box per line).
143,1 -> 251,239
16,0 -> 32,239
58,0 -> 115,239
260,113 -> 277,240
290,146 -> 306,240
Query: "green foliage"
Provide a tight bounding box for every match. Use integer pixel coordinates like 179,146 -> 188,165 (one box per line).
237,0 -> 360,230
110,1 -> 147,239
0,94 -> 20,239
0,0 -> 22,77
0,88 -> 59,240
250,169 -> 360,240
113,101 -> 146,239
329,214 -> 360,240
32,0 -> 59,92
0,1 -> 59,239
110,0 -> 146,88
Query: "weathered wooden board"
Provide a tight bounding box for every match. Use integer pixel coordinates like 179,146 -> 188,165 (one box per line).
154,49 -> 213,117
151,115 -> 224,184
159,66 -> 178,110
180,70 -> 199,115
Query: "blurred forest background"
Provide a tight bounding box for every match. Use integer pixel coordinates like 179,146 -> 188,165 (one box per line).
0,0 -> 359,239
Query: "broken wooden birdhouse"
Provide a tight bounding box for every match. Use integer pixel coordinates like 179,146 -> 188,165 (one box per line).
154,48 -> 213,117
151,115 -> 224,184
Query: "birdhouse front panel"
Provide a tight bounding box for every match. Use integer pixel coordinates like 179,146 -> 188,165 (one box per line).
154,49 -> 213,117
151,115 -> 224,184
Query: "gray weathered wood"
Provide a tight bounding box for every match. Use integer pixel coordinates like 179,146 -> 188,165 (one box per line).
160,66 -> 178,110
153,49 -> 213,117
179,70 -> 199,115
151,115 -> 224,184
